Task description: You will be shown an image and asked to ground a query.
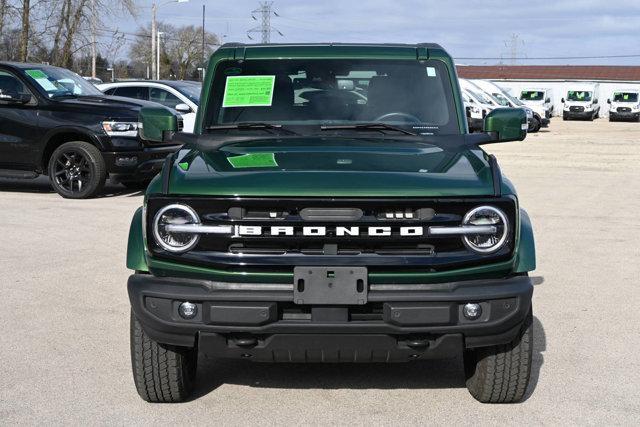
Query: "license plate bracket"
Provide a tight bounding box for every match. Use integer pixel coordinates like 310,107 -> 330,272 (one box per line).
293,267 -> 368,305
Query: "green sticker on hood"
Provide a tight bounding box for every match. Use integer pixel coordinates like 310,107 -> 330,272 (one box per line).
222,75 -> 276,108
227,153 -> 278,168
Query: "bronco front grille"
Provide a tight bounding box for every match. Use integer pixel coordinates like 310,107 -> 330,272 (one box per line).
146,197 -> 517,271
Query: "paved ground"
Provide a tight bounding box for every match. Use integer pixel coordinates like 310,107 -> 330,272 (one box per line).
1,119 -> 639,424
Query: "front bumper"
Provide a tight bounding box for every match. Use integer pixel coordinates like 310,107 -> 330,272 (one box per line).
103,144 -> 181,181
128,273 -> 533,362
564,110 -> 594,119
609,111 -> 640,120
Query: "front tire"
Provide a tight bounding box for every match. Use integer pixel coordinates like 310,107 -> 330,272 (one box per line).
529,117 -> 541,132
48,141 -> 106,199
130,311 -> 197,403
464,309 -> 533,403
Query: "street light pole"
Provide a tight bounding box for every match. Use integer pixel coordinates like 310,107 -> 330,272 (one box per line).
107,67 -> 115,82
157,31 -> 164,80
151,2 -> 157,81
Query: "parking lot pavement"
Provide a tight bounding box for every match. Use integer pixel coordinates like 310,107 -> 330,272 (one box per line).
1,119 -> 639,424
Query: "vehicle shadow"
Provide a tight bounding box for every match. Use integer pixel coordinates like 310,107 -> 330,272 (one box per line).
191,316 -> 546,401
0,177 -> 144,198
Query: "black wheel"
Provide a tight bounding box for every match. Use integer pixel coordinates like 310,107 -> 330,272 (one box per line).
529,116 -> 541,132
48,141 -> 106,199
562,112 -> 568,121
464,309 -> 533,403
130,311 -> 197,403
588,113 -> 594,121
595,110 -> 600,119
120,179 -> 152,190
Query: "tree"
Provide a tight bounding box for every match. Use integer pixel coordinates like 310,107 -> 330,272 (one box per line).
129,22 -> 219,80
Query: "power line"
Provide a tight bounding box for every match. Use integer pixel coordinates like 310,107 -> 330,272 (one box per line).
247,1 -> 283,44
456,53 -> 640,60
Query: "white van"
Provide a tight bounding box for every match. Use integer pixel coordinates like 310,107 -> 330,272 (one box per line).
561,84 -> 600,121
519,88 -> 553,120
460,89 -> 489,132
607,90 -> 640,122
470,80 -> 541,132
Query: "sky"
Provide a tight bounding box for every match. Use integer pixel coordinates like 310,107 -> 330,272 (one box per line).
109,0 -> 640,65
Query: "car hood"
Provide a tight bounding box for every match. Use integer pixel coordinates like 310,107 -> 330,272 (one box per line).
165,136 -> 496,197
54,95 -> 162,116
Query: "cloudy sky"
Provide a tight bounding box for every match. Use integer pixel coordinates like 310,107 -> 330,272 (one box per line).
114,0 -> 640,65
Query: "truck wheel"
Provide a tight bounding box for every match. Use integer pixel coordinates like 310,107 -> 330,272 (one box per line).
529,117 -> 540,132
562,112 -> 568,121
48,141 -> 106,199
588,113 -> 594,121
130,311 -> 197,402
464,309 -> 533,403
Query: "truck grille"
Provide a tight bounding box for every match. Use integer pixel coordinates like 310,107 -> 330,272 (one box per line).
569,106 -> 584,112
617,107 -> 632,113
146,197 -> 517,271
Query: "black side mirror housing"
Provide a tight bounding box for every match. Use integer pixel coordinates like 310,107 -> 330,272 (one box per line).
483,108 -> 527,143
607,99 -> 611,104
545,97 -> 551,103
593,99 -> 598,104
561,98 -> 565,103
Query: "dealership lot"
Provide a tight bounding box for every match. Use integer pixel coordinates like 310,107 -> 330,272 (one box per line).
1,119 -> 639,423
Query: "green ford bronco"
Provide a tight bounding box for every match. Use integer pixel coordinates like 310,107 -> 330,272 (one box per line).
126,43 -> 536,403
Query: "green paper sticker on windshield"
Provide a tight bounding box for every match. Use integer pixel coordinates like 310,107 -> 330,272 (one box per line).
26,69 -> 48,79
624,94 -> 629,100
227,153 -> 278,169
222,75 -> 276,108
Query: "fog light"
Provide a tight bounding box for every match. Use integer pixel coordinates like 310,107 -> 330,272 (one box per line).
463,303 -> 482,320
115,156 -> 138,167
178,302 -> 198,319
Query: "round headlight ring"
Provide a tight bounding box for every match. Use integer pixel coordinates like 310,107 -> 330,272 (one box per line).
462,205 -> 509,254
152,204 -> 200,253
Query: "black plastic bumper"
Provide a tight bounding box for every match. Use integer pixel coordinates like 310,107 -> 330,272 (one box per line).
609,112 -> 639,121
128,273 -> 533,362
564,111 -> 593,119
103,144 -> 181,181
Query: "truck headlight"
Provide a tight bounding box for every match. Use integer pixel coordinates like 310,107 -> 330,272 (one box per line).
462,206 -> 509,253
102,121 -> 140,137
152,204 -> 200,253
584,104 -> 592,110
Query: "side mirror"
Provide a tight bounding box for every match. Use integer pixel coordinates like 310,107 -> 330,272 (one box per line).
593,99 -> 598,104
607,99 -> 611,104
174,103 -> 191,114
139,106 -> 179,142
483,108 -> 527,142
545,97 -> 551,103
561,98 -> 565,103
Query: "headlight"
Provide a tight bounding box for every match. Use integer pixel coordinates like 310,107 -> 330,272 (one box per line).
102,121 -> 140,137
584,104 -> 592,110
152,204 -> 200,253
462,206 -> 509,253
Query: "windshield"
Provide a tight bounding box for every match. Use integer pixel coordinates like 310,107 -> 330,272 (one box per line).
613,92 -> 638,103
567,91 -> 592,102
521,91 -> 545,101
491,92 -> 511,106
467,89 -> 493,105
21,67 -> 103,98
501,90 -> 524,106
206,59 -> 459,135
172,82 -> 201,105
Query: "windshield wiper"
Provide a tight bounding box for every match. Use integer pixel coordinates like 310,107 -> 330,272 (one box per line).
320,123 -> 417,136
206,122 -> 298,135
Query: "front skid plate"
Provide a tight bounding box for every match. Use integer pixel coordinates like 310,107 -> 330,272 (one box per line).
293,267 -> 368,305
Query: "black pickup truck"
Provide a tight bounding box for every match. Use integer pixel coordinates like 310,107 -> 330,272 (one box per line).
0,62 -> 181,198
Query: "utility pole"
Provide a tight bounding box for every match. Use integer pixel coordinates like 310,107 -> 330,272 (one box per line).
151,2 -> 157,81
91,0 -> 97,78
247,1 -> 283,44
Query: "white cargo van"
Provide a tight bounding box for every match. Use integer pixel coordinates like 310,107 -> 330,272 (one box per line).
461,88 -> 491,132
470,80 -> 541,132
607,90 -> 640,122
519,88 -> 553,120
561,84 -> 600,121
